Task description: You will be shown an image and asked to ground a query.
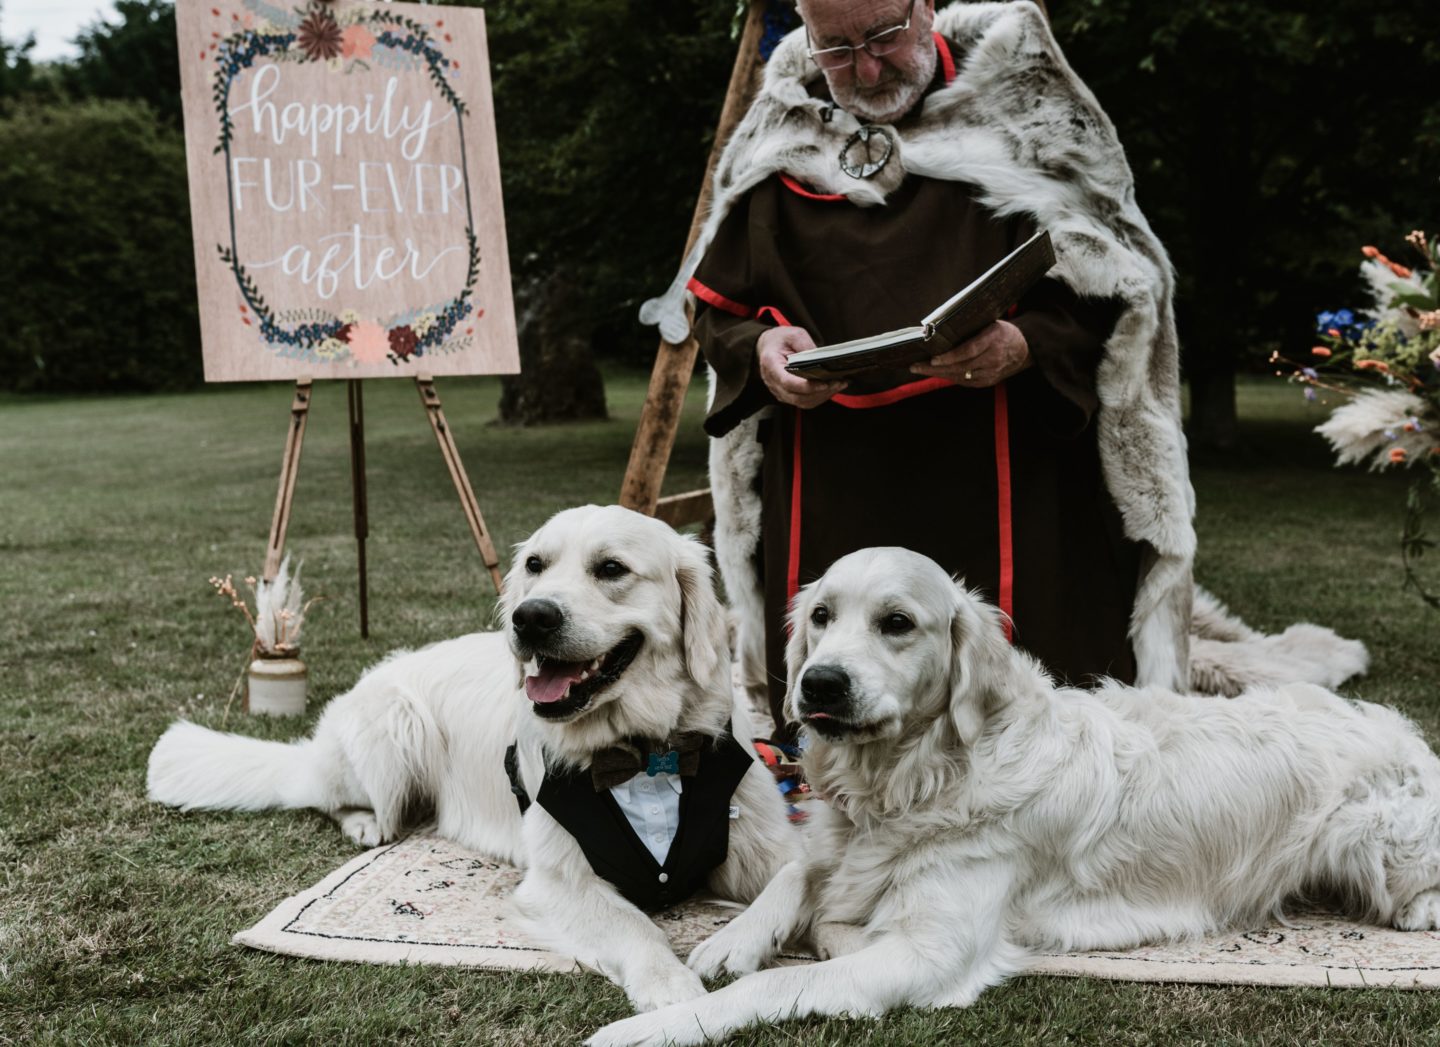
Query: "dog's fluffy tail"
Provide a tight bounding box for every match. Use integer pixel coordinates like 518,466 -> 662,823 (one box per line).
147,720 -> 328,812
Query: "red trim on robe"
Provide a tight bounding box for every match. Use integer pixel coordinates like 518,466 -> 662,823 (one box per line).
832,377 -> 954,409
686,276 -> 752,318
994,382 -> 1015,642
779,173 -> 846,202
786,410 -> 804,617
934,32 -> 956,85
757,305 -> 794,327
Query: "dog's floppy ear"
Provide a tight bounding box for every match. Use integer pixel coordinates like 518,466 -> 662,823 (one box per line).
782,581 -> 817,723
675,537 -> 730,691
947,582 -> 1012,748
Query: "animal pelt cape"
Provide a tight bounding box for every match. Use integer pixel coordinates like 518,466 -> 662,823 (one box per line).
641,0 -> 1366,697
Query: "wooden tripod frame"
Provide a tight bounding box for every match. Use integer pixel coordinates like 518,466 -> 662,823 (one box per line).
262,376 -> 505,637
618,0 -> 1049,524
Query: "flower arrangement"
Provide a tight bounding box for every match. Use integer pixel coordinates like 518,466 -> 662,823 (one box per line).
1273,230 -> 1440,608
209,554 -> 317,656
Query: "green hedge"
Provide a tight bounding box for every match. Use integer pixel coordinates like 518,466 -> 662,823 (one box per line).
0,100 -> 201,392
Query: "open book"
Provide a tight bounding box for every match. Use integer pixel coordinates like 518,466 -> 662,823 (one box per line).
784,230 -> 1056,380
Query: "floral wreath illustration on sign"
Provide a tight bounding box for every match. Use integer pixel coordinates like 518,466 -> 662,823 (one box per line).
206,1 -> 481,367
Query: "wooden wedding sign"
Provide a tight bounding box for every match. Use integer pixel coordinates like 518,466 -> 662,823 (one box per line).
179,0 -> 516,379
177,0 -> 518,630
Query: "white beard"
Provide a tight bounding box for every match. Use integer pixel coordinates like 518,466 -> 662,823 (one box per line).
830,47 -> 937,124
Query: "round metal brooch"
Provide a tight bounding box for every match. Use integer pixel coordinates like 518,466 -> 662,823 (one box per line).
838,125 -> 895,180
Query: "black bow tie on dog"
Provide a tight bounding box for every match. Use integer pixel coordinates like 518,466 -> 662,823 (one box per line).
589,731 -> 709,791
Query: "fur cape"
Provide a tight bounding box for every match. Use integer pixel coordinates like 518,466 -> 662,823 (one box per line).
641,1 -> 1366,697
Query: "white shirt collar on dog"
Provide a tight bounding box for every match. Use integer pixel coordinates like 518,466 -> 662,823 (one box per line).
610,772 -> 683,865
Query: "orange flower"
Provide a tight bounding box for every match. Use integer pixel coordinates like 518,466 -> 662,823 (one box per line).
1362,245 -> 1381,258
1327,328 -> 1342,338
1388,262 -> 1414,279
1311,346 -> 1332,358
1389,447 -> 1407,464
341,24 -> 376,61
1354,359 -> 1391,373
345,321 -> 390,363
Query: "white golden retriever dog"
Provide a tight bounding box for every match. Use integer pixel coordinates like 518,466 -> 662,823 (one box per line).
147,505 -> 795,1013
590,546 -> 1440,1045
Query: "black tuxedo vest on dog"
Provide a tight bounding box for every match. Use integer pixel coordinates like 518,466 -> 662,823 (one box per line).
505,730 -> 754,911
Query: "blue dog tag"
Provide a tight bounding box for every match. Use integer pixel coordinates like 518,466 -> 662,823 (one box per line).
646,751 -> 680,776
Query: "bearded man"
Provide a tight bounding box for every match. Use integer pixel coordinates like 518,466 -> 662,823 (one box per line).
641,0 -> 1365,736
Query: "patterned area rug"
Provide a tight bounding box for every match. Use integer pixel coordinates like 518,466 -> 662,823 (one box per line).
235,829 -> 1440,988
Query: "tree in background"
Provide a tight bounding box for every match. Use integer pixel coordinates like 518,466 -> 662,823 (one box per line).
434,0 -> 734,422
61,0 -> 181,127
0,1 -> 192,393
0,100 -> 199,392
1052,0 -> 1440,450
0,25 -> 36,100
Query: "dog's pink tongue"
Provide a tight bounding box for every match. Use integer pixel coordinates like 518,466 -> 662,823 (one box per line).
525,662 -> 586,704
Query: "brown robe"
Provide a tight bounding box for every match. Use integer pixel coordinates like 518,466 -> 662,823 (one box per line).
691,48 -> 1141,738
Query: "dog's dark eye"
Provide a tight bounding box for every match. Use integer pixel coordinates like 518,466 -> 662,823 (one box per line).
810,605 -> 830,627
595,559 -> 630,580
525,555 -> 544,575
880,612 -> 914,635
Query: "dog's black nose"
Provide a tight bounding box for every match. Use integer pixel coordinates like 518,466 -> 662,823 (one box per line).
800,665 -> 851,711
512,598 -> 564,644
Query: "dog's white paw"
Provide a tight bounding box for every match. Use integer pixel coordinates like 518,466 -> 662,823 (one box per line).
625,963 -> 705,1013
686,918 -> 775,979
336,808 -> 384,847
1395,888 -> 1440,930
586,1007 -> 702,1047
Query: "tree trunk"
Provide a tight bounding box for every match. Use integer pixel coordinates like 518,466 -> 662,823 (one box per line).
498,271 -> 608,426
1186,356 -> 1239,452
1177,30 -> 1246,455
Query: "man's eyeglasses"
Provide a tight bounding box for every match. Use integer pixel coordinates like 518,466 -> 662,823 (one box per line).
805,0 -> 917,71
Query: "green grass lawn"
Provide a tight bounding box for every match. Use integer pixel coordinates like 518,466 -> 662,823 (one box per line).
1,371 -> 1437,1045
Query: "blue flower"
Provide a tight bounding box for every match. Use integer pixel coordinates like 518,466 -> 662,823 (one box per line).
1316,310 -> 1336,329
1333,309 -> 1355,326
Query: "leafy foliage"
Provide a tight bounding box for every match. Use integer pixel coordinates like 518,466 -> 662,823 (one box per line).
0,100 -> 200,392
60,0 -> 183,127
434,0 -> 735,362
1052,0 -> 1440,377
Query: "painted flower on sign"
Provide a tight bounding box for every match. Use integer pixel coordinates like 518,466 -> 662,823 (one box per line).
341,24 -> 377,61
296,10 -> 342,61
388,325 -> 419,360
345,321 -> 391,363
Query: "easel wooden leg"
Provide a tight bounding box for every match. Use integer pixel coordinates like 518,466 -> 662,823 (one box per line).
264,378 -> 313,582
415,376 -> 505,596
347,379 -> 370,638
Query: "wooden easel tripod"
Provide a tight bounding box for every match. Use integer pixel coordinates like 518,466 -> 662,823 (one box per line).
263,376 -> 505,637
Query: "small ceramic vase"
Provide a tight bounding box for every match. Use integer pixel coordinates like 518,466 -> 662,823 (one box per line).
247,653 -> 308,717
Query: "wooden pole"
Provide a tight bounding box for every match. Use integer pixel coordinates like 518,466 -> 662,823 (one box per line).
347,379 -> 370,638
263,378 -> 313,581
415,376 -> 506,596
618,0 -> 770,516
